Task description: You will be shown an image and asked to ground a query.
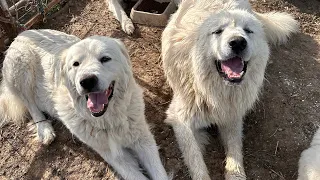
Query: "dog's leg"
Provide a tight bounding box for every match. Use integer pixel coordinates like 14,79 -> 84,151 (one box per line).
193,128 -> 210,153
64,123 -> 148,180
27,105 -> 56,145
130,129 -> 169,180
2,49 -> 56,145
105,149 -> 149,180
107,0 -> 135,34
17,86 -> 55,145
218,121 -> 246,180
7,82 -> 55,145
172,122 -> 211,180
4,87 -> 55,145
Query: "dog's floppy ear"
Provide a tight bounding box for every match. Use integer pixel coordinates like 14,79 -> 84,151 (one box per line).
114,39 -> 130,61
255,12 -> 299,45
56,49 -> 68,86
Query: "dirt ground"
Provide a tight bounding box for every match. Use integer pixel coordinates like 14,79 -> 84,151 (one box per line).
0,0 -> 319,179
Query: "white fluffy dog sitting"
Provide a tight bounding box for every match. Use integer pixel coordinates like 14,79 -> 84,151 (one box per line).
0,29 -> 169,180
161,0 -> 298,179
298,128 -> 320,180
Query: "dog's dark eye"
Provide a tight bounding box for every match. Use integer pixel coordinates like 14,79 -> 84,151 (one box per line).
100,56 -> 112,63
73,61 -> 80,67
212,29 -> 223,35
244,28 -> 253,34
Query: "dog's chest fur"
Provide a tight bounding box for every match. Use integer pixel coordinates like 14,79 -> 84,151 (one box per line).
53,80 -> 146,146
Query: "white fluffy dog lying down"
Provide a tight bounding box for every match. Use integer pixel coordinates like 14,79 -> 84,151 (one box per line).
0,29 -> 169,180
161,0 -> 298,179
298,128 -> 320,180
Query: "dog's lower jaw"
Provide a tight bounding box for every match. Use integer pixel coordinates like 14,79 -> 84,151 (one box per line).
215,59 -> 248,84
86,81 -> 115,117
91,104 -> 108,117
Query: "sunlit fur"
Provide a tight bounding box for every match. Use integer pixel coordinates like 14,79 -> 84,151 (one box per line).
0,29 -> 169,180
161,0 -> 298,179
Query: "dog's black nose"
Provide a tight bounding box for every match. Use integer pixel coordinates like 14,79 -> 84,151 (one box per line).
80,75 -> 98,91
229,36 -> 247,54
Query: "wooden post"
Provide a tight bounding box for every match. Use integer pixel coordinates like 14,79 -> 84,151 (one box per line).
0,6 -> 17,41
8,0 -> 29,15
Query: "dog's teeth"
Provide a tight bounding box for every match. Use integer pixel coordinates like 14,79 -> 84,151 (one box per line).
240,71 -> 244,76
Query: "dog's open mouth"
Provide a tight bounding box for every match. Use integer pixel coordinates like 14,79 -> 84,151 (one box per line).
215,56 -> 248,84
85,81 -> 115,117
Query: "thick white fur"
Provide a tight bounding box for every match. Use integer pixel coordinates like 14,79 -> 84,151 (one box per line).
298,128 -> 320,180
255,12 -> 299,45
161,0 -> 298,179
0,29 -> 169,180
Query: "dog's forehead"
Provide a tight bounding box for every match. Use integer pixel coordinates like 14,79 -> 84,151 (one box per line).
69,38 -> 118,57
211,10 -> 260,28
66,46 -> 85,60
87,38 -> 116,51
233,14 -> 257,26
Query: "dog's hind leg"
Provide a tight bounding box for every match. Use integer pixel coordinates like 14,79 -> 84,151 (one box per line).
27,103 -> 56,145
0,84 -> 56,145
193,128 -> 210,153
106,0 -> 135,34
170,120 -> 211,180
1,48 -> 56,145
5,82 -> 56,145
218,120 -> 246,180
0,84 -> 28,127
130,128 -> 169,180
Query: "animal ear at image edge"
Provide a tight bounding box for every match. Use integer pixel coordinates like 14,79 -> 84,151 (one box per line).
255,11 -> 300,45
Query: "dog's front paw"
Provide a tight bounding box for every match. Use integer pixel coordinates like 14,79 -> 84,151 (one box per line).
36,122 -> 56,145
225,171 -> 246,180
121,18 -> 135,35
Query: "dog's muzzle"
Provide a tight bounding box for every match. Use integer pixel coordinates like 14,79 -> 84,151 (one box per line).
85,81 -> 115,117
215,56 -> 248,84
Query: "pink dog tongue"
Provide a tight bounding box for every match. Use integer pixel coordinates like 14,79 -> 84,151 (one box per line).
221,57 -> 244,78
87,91 -> 109,113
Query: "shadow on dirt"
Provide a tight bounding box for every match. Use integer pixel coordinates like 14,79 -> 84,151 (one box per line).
283,0 -> 320,15
39,0 -> 90,33
243,33 -> 320,180
21,121 -> 107,179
